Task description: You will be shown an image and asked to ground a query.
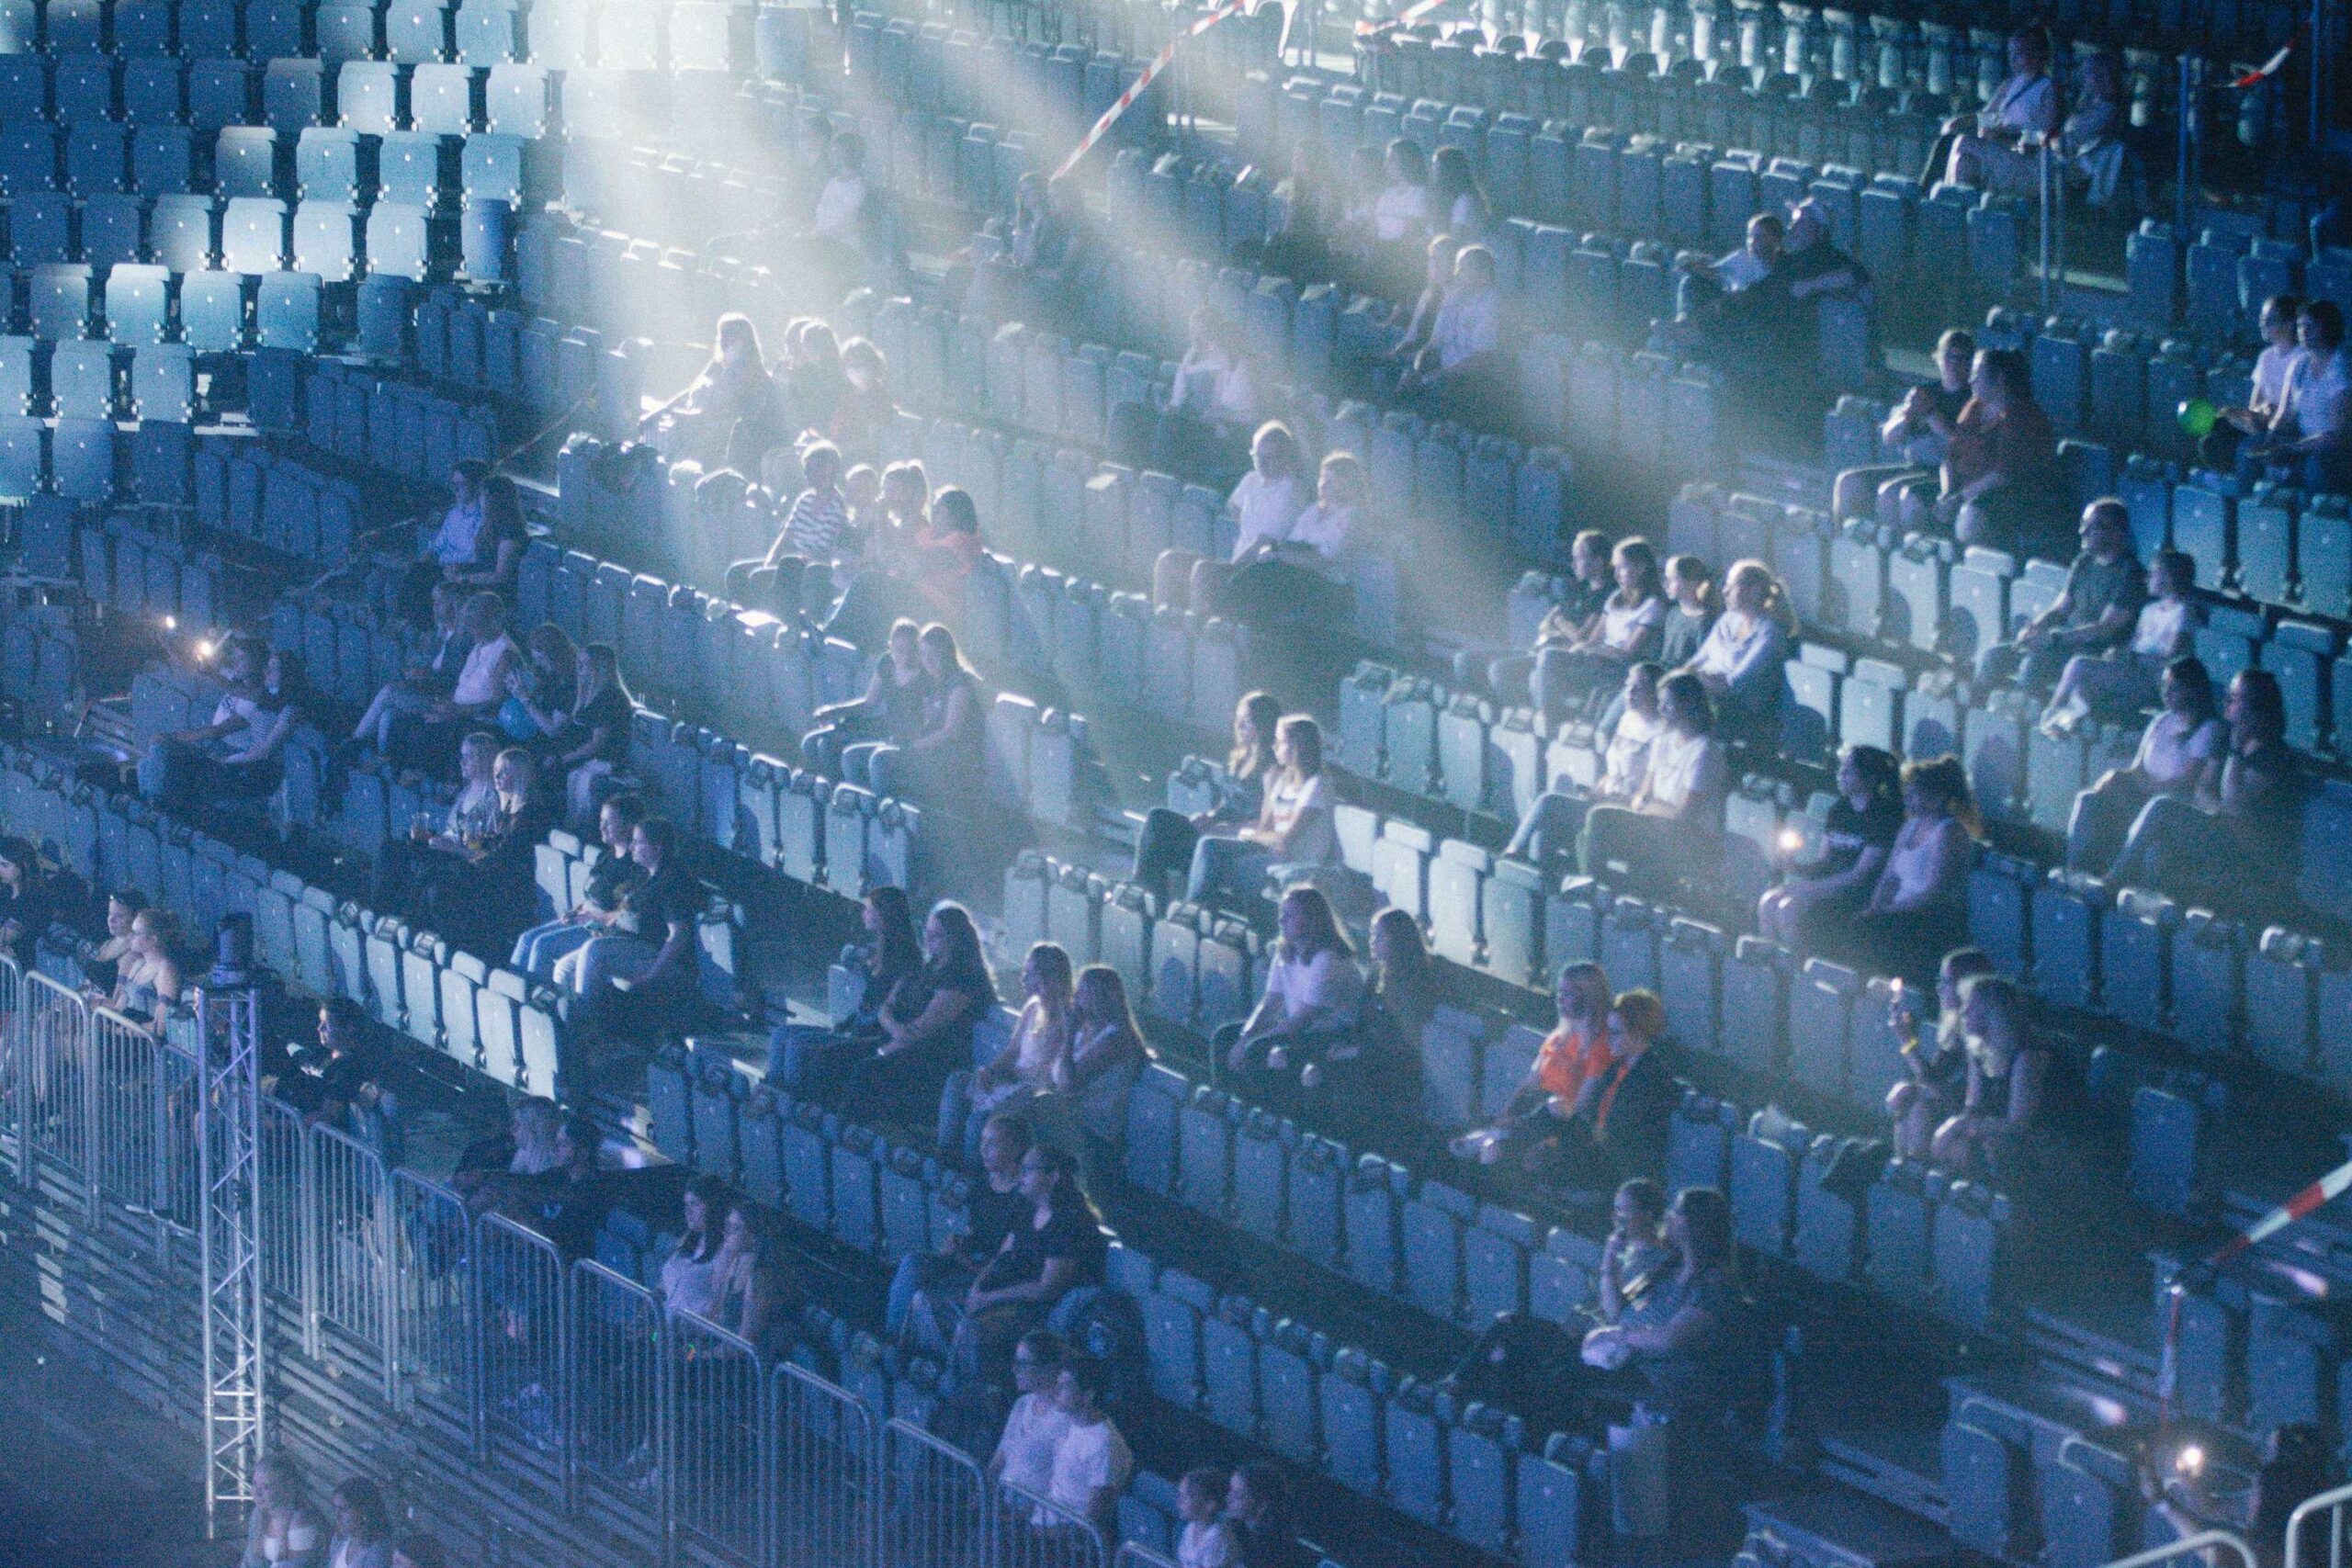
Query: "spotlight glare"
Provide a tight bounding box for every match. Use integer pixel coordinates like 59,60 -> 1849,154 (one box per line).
1778,829 -> 1804,852
161,614 -> 176,630
194,638 -> 217,662
2175,1445 -> 2205,1477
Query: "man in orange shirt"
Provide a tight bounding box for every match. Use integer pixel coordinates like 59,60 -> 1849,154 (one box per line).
1449,963 -> 1612,1173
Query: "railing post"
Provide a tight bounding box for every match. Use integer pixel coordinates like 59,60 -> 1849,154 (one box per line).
297,1120 -> 322,1360
2103,1529 -> 2259,1568
2286,1479 -> 2352,1568
469,1212 -> 491,1462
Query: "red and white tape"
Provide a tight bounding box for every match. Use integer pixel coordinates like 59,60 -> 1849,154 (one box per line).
2230,39 -> 2293,89
1355,0 -> 1451,39
2157,1152 -> 2352,1417
1052,0 -> 1249,182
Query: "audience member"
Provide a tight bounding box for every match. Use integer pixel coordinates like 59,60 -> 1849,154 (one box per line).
907,485 -> 985,627
1368,137 -> 1433,264
829,337 -> 896,461
1461,528 -> 1616,717
1679,559 -> 1792,739
79,889 -> 140,996
1176,1465 -> 1241,1568
1546,988 -> 1676,1192
2059,52 -> 2130,206
238,1456 -> 326,1568
1928,348 -> 2062,555
1657,556 -> 1720,671
326,1476 -> 395,1568
659,1175 -> 737,1321
1401,243 -> 1507,423
500,1113 -> 610,1262
1157,422 -> 1311,614
389,592 -> 519,772
1450,962 -> 1612,1171
371,730 -> 502,913
770,886 -> 923,1094
355,581 -> 473,754
140,636 -> 305,813
643,311 -> 782,472
1227,1464 -> 1309,1568
1937,28 -> 2061,193
2040,547 -> 2199,731
1303,906 -> 1435,1115
2065,657 -> 2225,872
1388,235 -> 1464,377
1580,671 -> 1728,893
1219,886 -> 1365,1089
449,1095 -> 564,1213
1597,1178 -> 1678,1330
544,642 -> 635,825
1041,1358 -> 1131,1536
1840,755 -> 1979,981
2249,299 -> 2350,493
895,1112 -> 1033,1342
405,460 -> 492,616
842,900 -> 996,1122
1186,715 -> 1338,908
733,441 -> 850,608
450,474 -> 526,598
1157,309 -> 1261,478
1676,213 -> 1783,327
1832,329 -> 1973,522
804,618 -> 928,777
91,906 -> 182,1031
1057,965 -> 1148,1169
845,624 -> 986,809
0,835 -> 52,967
934,1142 -> 1108,1387
1133,692 -> 1284,901
412,747 -> 554,947
1533,536 -> 1667,702
1764,199 -> 1871,391
2107,669 -> 2301,909
1976,500 -> 2144,692
1220,451 -> 1367,632
2207,295 -> 2306,471
1757,745 -> 1903,947
499,623 -> 579,747
986,1328 -> 1071,1499
512,793 -> 646,979
1886,948 -> 1996,1162
1930,974 -> 2050,1182
275,998 -> 401,1165
1429,145 -> 1492,242
554,815 -> 698,1029
940,942 -> 1074,1160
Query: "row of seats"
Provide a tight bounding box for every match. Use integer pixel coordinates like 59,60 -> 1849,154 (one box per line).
1,332 -> 194,418
0,55 -> 556,137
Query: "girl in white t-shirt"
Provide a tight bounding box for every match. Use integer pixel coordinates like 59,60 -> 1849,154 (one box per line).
2041,547 -> 2199,732
2064,655 -> 2227,873
940,942 -> 1074,1159
1176,1467 -> 1240,1568
1221,886 -> 1365,1084
1186,715 -> 1339,907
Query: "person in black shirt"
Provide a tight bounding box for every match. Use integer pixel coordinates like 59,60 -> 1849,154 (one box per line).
419,747 -> 558,950
840,900 -> 996,1123
1549,990 -> 1679,1198
0,836 -> 52,969
892,1111 -> 1033,1348
770,884 -> 925,1095
801,617 -> 930,777
556,816 -> 699,1023
940,1142 -> 1109,1390
1834,329 -> 1974,524
511,793 -> 647,982
273,998 -> 402,1164
2109,669 -> 2303,915
550,642 -> 635,828
506,1114 -> 608,1262
1757,746 -> 1902,948
1227,1464 -> 1312,1568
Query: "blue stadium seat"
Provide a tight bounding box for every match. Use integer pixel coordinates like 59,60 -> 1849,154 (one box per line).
132,126 -> 198,196
52,417 -> 118,502
1343,1155 -> 1404,1295
317,4 -> 381,62
339,62 -> 407,135
131,344 -> 195,423
179,270 -> 249,352
187,61 -> 258,134
292,199 -> 361,282
48,339 -> 116,420
64,120 -> 130,197
0,121 -> 61,195
220,197 -> 289,274
28,265 -> 95,340
385,1 -> 453,62
365,200 -> 441,279
1729,1109 -> 1806,1258
256,270 -> 321,350
0,337 -> 40,417
80,194 -> 145,272
216,128 -> 285,200
0,418 -> 49,502
482,63 -> 554,138
8,190 -> 72,265
456,0 -> 522,63
264,60 -> 329,133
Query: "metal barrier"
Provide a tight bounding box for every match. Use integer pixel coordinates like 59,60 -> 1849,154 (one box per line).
668,1307 -> 768,1565
477,1212 -> 568,1472
388,1168 -> 476,1439
256,1098 -> 309,1325
569,1259 -> 664,1525
309,1121 -> 393,1397
153,1021 -> 202,1233
1114,1546 -> 1182,1568
2288,1480 -> 2352,1568
18,969 -> 93,1211
88,1003 -> 166,1216
0,952 -> 24,1179
995,1479 -> 1113,1568
2104,1532 -> 2259,1568
772,1360 -> 878,1568
883,1417 -> 993,1568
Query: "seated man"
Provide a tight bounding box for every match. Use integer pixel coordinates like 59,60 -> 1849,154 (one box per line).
1936,28 -> 2061,194
1974,499 -> 2144,693
1675,213 -> 1782,329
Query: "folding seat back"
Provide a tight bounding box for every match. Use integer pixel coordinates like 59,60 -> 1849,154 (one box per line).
49,340 -> 116,420
79,194 -> 143,272
292,199 -> 361,282
28,265 -> 95,340
264,60 -> 329,134
1343,1156 -> 1404,1293
1142,1269 -> 1211,1408
187,61 -> 258,135
1200,1297 -> 1260,1435
1729,1110 -> 1806,1258
256,271 -> 321,350
0,337 -> 40,419
52,416 -> 116,501
220,197 -> 289,274
339,62 -> 406,135
1464,1204 -> 1536,1328
1121,1063 -> 1186,1194
385,1 -> 453,62
65,120 -> 130,197
6,190 -> 71,268
365,200 -> 439,279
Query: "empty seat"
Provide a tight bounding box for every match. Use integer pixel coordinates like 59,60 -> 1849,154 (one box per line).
52,52 -> 116,121
215,127 -> 284,198
0,337 -> 41,418
180,0 -> 243,55
378,130 -> 452,205
482,63 -> 553,137
149,195 -> 217,271
0,121 -> 61,194
409,62 -> 478,131
131,125 -> 198,195
247,1 -> 309,60
384,1 -> 453,61
339,62 -> 407,134
454,0 -> 519,62
80,193 -> 146,270
114,1 -> 176,56
0,417 -> 46,500
28,265 -> 96,340
7,190 -> 73,265
123,59 -> 187,124
263,60 -> 330,132
292,199 -> 361,281
179,271 -> 248,351
220,197 -> 289,274
64,120 -> 130,196
316,3 -> 380,61
257,271 -> 321,350
459,130 -> 528,202
131,343 -> 195,422
53,417 -> 117,502
187,60 -> 258,133
364,200 -> 439,278
297,126 -> 377,201
49,340 -> 117,419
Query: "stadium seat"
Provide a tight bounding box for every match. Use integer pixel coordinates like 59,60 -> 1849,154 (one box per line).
48,340 -> 117,420
131,344 -> 196,423
220,197 -> 290,274
179,271 -> 249,352
7,190 -> 72,265
132,126 -> 198,197
256,271 -> 322,350
28,265 -> 95,340
292,200 -> 362,282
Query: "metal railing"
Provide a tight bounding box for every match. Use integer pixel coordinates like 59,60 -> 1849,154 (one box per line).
2105,1531 -> 2260,1568
2288,1480 -> 2352,1568
4,991 -> 1134,1568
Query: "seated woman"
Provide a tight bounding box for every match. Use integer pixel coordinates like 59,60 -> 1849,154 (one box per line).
1918,348 -> 2062,557
325,1477 -> 396,1568
1430,146 -> 1492,243
2205,295 -> 2306,473
1153,309 -> 1261,481
387,592 -> 519,773
2064,657 -> 2225,873
0,835 -> 53,969
354,581 -> 471,754
1537,537 -> 1666,701
1131,691 -> 1283,903
1187,715 -> 1339,910
512,792 -> 647,982
1579,671 -> 1729,897
1837,756 -> 1979,983
451,473 -> 526,599
449,1095 -> 565,1213
1056,965 -> 1148,1178
827,337 -> 896,465
375,729 -> 503,898
1886,947 -> 1995,1163
237,1456 -> 327,1568
844,624 -> 985,811
403,460 -> 491,618
841,900 -> 997,1123
1386,235 -> 1463,379
640,312 -> 782,473
1449,962 -> 1612,1171
88,905 -> 182,1032
1544,988 -> 1677,1195
768,885 -> 923,1096
2041,548 -> 2199,733
1597,1178 -> 1678,1331
416,746 -> 557,947
939,942 -> 1074,1162
140,637 -> 307,814
926,1142 -> 1110,1390
1365,138 -> 1433,291
1155,422 -> 1312,615
274,997 -> 401,1164
2058,52 -> 2130,207
1756,745 -> 1902,948
1929,974 -> 2050,1185
1678,558 -> 1792,741
497,623 -> 579,748
1219,451 -> 1368,638
906,486 -> 985,628
1217,886 -> 1365,1091
707,1199 -> 790,1352
543,642 -> 634,828
554,815 -> 698,1037
1505,662 -> 1666,869
891,1112 -> 1031,1343
803,618 -> 929,778
659,1175 -> 738,1323
1456,528 -> 1613,712
1831,330 -> 1975,524
77,888 -> 141,995
1293,907 -> 1434,1121
2107,669 -> 2301,911
1657,555 -> 1719,672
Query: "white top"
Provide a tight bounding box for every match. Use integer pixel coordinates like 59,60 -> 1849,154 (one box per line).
1598,593 -> 1666,653
1715,248 -> 1771,291
1180,1518 -> 1242,1568
2285,347 -> 2348,441
661,1243 -> 727,1320
1600,705 -> 1659,797
2134,711 -> 2225,788
1228,471 -> 1311,558
811,175 -> 866,241
1446,191 -> 1485,232
425,498 -> 484,566
1261,770 -> 1337,865
1173,346 -> 1231,412
1883,816 -> 1969,906
1977,71 -> 2059,138
1281,502 -> 1357,561
209,691 -> 267,752
1043,1416 -> 1133,1522
2129,596 -> 2194,660
1634,729 -> 1725,819
451,633 -> 517,707
1006,998 -> 1069,1089
994,1392 -> 1071,1498
447,778 -> 503,840
1261,945 -> 1366,1025
1430,285 -> 1502,370
2252,343 -> 2306,415
1373,182 -> 1429,244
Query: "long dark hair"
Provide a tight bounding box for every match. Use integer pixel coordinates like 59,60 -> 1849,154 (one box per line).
683,1174 -> 732,1263
1230,691 -> 1283,780
1030,1141 -> 1101,1230
1674,1187 -> 1737,1284
2231,669 -> 2287,748
922,901 -> 995,1001
333,1478 -> 393,1544
2163,656 -> 2217,727
865,886 -> 922,983
1279,886 -> 1352,963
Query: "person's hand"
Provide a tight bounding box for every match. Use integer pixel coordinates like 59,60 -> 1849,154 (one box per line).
1932,492 -> 1963,525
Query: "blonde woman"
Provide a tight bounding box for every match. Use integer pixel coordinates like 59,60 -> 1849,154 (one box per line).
938,942 -> 1075,1160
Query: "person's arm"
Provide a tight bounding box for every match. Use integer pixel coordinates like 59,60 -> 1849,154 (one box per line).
2019,590 -> 2073,643
449,534 -> 523,588
1269,799 -> 1331,861
1060,1026 -> 1136,1092
1792,840 -> 1891,902
1619,1298 -> 1715,1354
1598,1235 -> 1628,1320
639,914 -> 694,988
904,682 -> 974,756
880,986 -> 978,1054
559,716 -> 617,771
2003,1052 -> 2047,1132
1233,986 -> 1284,1044
967,1252 -> 1080,1313
1882,821 -> 1971,913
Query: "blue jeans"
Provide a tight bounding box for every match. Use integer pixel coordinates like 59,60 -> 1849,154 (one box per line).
1188,835 -> 1272,908
511,919 -> 597,981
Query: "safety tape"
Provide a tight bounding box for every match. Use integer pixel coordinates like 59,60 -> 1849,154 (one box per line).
1051,0 -> 1250,182
2156,1151 -> 2352,1418
1355,0 -> 1451,39
2230,39 -> 2293,89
